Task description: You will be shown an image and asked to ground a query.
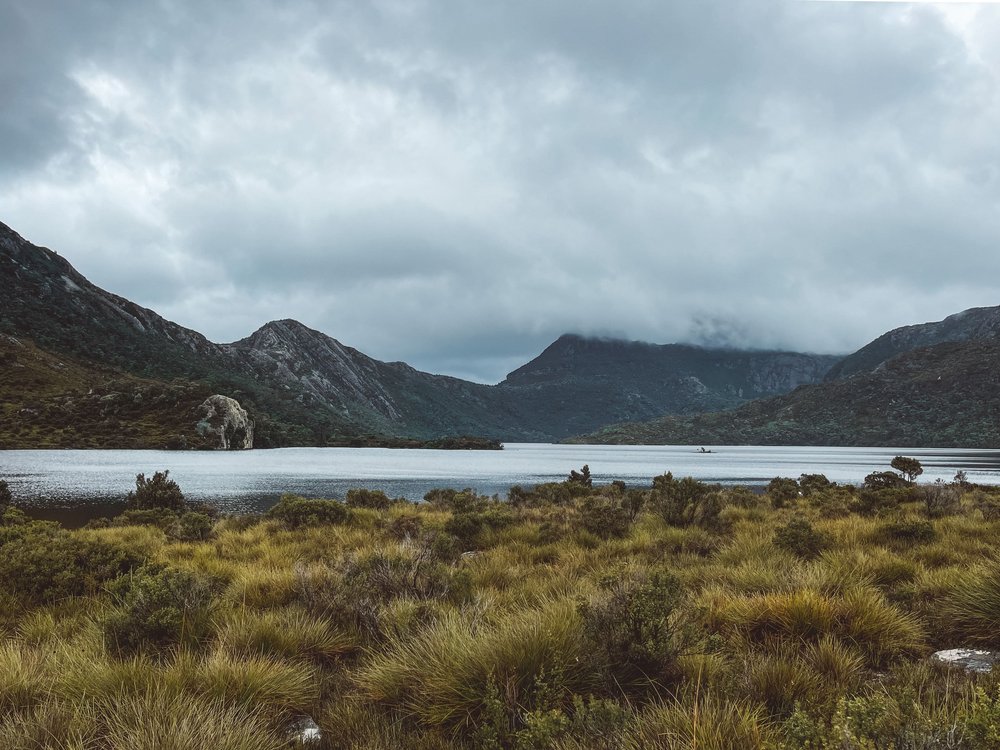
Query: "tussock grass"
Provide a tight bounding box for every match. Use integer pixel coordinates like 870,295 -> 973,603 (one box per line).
628,695 -> 777,749
357,598 -> 594,728
102,690 -> 285,750
217,606 -> 356,662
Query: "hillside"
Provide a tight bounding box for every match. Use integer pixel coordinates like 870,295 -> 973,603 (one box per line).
0,220 -> 837,446
574,340 -> 1000,448
825,306 -> 1000,380
497,334 -> 839,439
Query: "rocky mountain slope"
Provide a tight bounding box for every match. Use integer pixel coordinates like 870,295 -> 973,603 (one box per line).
0,220 -> 838,446
496,334 -> 839,439
825,306 -> 1000,380
574,340 -> 1000,448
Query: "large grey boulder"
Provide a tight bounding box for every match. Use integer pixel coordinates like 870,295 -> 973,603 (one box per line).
195,395 -> 254,450
931,648 -> 999,674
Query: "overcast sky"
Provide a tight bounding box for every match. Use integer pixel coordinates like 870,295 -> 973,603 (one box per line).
3,0 -> 999,382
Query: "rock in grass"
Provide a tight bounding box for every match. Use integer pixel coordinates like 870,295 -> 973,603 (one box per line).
287,715 -> 322,744
931,648 -> 999,673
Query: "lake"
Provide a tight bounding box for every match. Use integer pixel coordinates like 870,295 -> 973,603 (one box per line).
4,444 -> 1000,524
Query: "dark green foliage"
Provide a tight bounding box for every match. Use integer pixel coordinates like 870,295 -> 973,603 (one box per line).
265,494 -> 349,528
798,474 -> 833,496
875,520 -> 936,546
0,522 -> 142,604
578,496 -> 632,540
579,570 -> 692,686
103,565 -> 222,653
113,507 -> 180,530
0,479 -> 11,511
773,517 -> 830,560
767,477 -> 799,508
567,464 -> 593,487
125,470 -> 185,512
172,511 -> 214,541
864,471 -> 908,491
346,488 -> 393,510
890,456 -> 923,483
444,503 -> 513,551
853,488 -> 902,517
650,473 -> 722,528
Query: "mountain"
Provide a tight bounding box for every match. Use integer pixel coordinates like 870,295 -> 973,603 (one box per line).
495,334 -> 839,439
825,306 -> 1000,380
574,339 -> 1000,448
0,220 -> 837,447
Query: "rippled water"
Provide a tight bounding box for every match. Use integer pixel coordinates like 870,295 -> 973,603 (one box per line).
3,444 -> 1000,522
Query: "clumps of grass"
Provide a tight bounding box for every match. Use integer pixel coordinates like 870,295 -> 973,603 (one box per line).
707,586 -> 924,665
357,599 -> 595,731
101,689 -> 286,750
216,607 -> 356,662
873,519 -> 937,547
938,558 -> 1000,647
650,473 -> 726,529
629,695 -> 777,750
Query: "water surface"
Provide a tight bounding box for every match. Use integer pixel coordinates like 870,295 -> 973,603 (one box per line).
4,444 -> 1000,521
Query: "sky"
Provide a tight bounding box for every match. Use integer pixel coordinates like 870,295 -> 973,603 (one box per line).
2,0 -> 999,383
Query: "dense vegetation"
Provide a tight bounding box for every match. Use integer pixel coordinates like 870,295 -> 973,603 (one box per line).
575,341 -> 1000,448
5,462 -> 1000,748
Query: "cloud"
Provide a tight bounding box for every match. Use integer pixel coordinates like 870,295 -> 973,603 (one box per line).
2,0 -> 999,382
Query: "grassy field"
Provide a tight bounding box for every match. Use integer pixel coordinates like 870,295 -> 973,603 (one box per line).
3,466 -> 1000,748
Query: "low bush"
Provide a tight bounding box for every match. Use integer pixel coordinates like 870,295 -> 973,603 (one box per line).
0,522 -> 142,604
172,511 -> 214,541
264,494 -> 349,528
579,570 -> 694,686
103,565 -> 223,653
874,519 -> 936,546
346,487 -> 394,510
651,473 -> 724,529
773,517 -> 831,560
125,470 -> 186,512
767,477 -> 800,508
578,495 -> 632,539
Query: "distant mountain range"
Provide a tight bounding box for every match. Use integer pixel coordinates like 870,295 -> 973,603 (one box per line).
576,309 -> 1000,448
0,220 -> 837,448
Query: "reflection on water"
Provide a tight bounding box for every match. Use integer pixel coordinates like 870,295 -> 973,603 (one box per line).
3,444 -> 1000,520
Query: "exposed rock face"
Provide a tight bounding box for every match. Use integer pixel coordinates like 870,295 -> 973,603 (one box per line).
196,395 -> 254,450
825,305 -> 1000,380
931,648 -> 999,674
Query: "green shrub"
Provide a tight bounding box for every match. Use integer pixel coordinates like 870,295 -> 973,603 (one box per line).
651,473 -> 722,528
0,479 -> 11,511
864,471 -> 908,491
798,474 -> 833,496
578,496 -> 632,539
0,523 -> 142,604
172,511 -> 214,541
767,477 -> 800,508
103,565 -> 223,653
113,507 -> 180,530
579,570 -> 693,686
874,520 -> 936,546
773,517 -> 831,560
918,482 -> 961,518
346,488 -> 393,510
265,494 -> 349,528
125,470 -> 186,512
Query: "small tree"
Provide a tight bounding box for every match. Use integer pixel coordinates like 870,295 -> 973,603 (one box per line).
568,464 -> 593,488
890,456 -> 923,484
125,471 -> 186,512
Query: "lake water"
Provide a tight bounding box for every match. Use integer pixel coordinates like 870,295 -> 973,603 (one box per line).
4,444 -> 1000,524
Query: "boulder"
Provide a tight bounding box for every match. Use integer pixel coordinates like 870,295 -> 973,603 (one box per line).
931,648 -> 999,674
195,395 -> 254,450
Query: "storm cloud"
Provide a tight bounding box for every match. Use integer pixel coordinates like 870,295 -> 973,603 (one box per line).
3,0 -> 999,382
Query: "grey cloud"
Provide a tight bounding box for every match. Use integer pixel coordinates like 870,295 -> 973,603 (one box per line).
2,0 -> 999,383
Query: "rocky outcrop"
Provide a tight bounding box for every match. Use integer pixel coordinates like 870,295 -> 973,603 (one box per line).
196,395 -> 254,450
931,648 -> 999,674
825,305 -> 1000,381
